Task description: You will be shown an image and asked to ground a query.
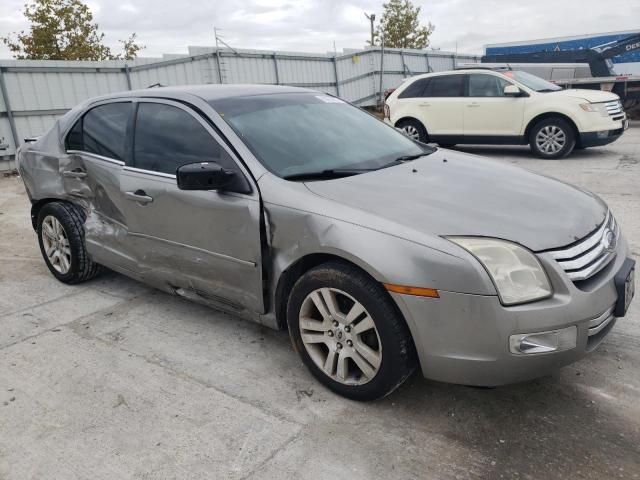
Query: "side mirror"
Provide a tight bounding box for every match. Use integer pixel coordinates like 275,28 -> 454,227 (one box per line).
504,85 -> 522,97
177,162 -> 235,191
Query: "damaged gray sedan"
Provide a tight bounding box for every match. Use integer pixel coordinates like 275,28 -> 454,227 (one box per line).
17,85 -> 635,400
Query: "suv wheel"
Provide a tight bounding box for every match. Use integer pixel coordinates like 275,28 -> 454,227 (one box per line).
37,202 -> 102,284
287,262 -> 416,401
396,119 -> 428,143
529,118 -> 576,159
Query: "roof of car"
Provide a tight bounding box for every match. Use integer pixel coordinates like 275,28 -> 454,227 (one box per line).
124,84 -> 316,102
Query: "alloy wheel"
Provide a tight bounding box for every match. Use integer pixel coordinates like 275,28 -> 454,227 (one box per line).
41,215 -> 71,274
298,287 -> 382,385
402,125 -> 420,140
535,125 -> 566,154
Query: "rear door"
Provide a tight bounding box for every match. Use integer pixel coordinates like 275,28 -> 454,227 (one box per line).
119,99 -> 265,313
63,101 -> 138,272
463,73 -> 526,137
418,74 -> 466,138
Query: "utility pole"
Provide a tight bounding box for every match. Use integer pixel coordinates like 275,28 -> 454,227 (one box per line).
364,13 -> 376,47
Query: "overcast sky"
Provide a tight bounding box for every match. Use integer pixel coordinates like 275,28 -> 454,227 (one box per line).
1,0 -> 639,58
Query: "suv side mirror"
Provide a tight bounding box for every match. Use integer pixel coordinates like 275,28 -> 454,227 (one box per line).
177,162 -> 235,191
504,85 -> 522,97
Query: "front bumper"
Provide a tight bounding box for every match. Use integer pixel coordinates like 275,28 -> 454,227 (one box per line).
580,127 -> 625,147
392,237 -> 631,386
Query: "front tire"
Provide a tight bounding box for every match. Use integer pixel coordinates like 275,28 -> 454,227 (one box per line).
396,119 -> 428,143
529,117 -> 576,159
287,262 -> 416,401
37,202 -> 102,284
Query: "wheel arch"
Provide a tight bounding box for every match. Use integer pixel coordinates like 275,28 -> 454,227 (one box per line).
274,252 -> 389,330
524,112 -> 580,144
30,198 -> 65,231
394,116 -> 428,132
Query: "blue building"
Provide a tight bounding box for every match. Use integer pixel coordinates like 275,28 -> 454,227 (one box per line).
485,30 -> 640,75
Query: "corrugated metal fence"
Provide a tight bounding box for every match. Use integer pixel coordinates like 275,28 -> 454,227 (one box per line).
0,46 -> 479,170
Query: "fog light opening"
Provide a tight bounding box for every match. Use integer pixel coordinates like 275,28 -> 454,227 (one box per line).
509,326 -> 577,355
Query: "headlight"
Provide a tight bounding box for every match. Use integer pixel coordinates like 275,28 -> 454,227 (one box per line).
579,102 -> 608,116
448,237 -> 552,305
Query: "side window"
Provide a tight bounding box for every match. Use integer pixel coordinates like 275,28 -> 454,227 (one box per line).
398,78 -> 430,99
133,102 -> 235,175
82,103 -> 132,160
468,74 -> 512,97
423,75 -> 464,97
66,117 -> 83,151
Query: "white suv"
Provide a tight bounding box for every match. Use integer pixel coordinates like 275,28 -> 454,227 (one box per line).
384,69 -> 629,158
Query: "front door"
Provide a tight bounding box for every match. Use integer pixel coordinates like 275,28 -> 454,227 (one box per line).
119,99 -> 265,313
463,73 -> 525,138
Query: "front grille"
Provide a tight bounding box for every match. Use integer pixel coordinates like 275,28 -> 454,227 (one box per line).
547,211 -> 618,282
604,100 -> 625,120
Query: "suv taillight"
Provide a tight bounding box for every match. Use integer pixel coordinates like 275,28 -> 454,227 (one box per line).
384,104 -> 390,119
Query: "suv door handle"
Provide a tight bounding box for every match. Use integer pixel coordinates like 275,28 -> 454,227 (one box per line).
419,102 -> 431,107
467,102 -> 480,108
62,168 -> 87,178
125,190 -> 154,204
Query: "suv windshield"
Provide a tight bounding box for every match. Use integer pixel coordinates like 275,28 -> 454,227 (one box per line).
210,93 -> 431,179
502,70 -> 562,92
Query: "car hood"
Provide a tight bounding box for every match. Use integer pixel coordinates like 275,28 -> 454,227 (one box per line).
548,88 -> 619,103
304,150 -> 607,251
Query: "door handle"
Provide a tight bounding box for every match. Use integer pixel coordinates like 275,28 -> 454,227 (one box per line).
419,102 -> 431,107
62,168 -> 87,178
125,190 -> 154,204
467,102 -> 480,108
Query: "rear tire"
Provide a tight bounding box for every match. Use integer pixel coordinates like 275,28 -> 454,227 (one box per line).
37,202 -> 102,284
287,262 -> 416,401
396,119 -> 428,143
529,117 -> 576,159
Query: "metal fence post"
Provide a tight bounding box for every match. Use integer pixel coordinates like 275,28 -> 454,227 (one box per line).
273,53 -> 280,85
215,51 -> 223,84
0,67 -> 19,151
425,52 -> 432,73
124,64 -> 132,90
400,49 -> 406,77
378,38 -> 385,107
333,56 -> 341,96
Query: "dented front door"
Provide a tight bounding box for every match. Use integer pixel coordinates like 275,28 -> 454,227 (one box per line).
118,100 -> 265,314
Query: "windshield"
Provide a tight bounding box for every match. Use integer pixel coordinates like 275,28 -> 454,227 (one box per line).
502,70 -> 562,92
209,93 -> 430,178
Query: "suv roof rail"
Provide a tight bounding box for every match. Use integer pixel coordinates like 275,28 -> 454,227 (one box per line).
454,65 -> 513,71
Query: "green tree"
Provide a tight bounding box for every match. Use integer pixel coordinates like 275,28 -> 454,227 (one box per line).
2,0 -> 144,61
375,0 -> 434,49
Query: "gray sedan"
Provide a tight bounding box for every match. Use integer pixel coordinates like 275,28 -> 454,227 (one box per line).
17,85 -> 635,400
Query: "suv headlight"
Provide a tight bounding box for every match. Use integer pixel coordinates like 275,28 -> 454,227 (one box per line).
448,237 -> 552,305
579,102 -> 609,117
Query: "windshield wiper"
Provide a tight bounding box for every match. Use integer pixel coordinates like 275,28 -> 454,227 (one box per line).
282,168 -> 372,181
283,151 -> 434,180
537,88 -> 560,93
376,152 -> 431,170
